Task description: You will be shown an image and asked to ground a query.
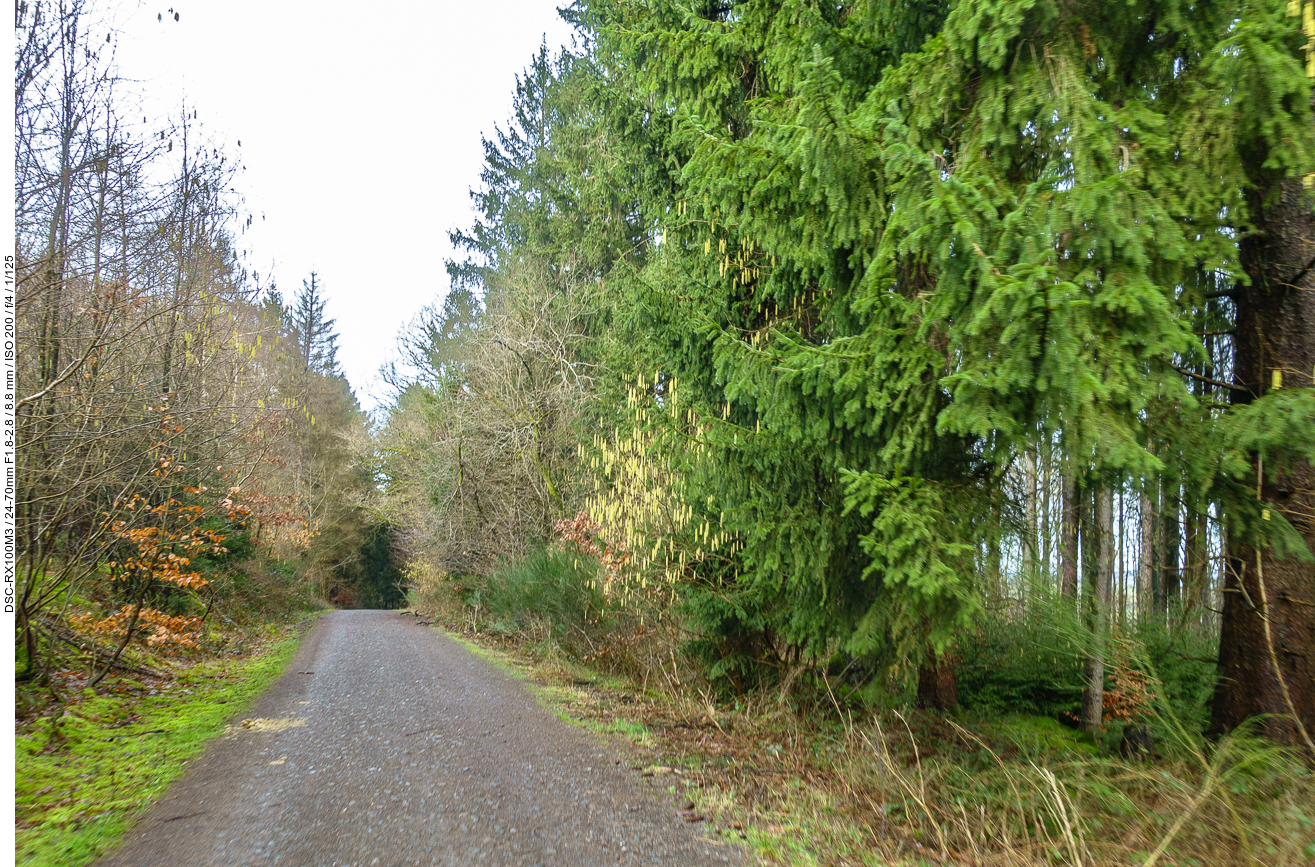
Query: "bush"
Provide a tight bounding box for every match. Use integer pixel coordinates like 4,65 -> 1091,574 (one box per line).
956,595 -> 1088,720
955,591 -> 1220,742
678,581 -> 779,696
480,549 -> 605,644
1136,611 -> 1218,736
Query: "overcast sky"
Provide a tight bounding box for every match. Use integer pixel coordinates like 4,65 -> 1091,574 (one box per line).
108,1 -> 577,411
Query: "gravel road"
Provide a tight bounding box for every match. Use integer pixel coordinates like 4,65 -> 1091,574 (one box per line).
96,610 -> 741,867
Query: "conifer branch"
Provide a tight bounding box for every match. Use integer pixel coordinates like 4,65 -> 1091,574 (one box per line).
1279,253 -> 1315,290
1165,361 -> 1246,393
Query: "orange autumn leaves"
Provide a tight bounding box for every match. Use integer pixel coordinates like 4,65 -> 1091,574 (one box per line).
68,606 -> 204,652
69,451 -> 251,655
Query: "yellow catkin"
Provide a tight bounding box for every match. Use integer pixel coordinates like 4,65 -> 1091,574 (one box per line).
1305,3 -> 1315,77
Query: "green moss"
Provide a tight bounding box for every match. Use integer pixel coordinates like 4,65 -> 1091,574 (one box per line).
582,717 -> 651,746
980,713 -> 1100,759
15,627 -> 307,867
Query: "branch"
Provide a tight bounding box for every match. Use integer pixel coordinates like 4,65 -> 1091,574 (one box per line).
15,335 -> 111,410
1166,361 -> 1246,392
1283,253 -> 1315,290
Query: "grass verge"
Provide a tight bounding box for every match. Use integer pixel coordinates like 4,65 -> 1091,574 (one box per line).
432,618 -> 1315,867
14,618 -> 315,867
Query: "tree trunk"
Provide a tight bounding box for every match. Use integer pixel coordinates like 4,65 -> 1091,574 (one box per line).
987,530 -> 1002,602
1061,473 -> 1079,601
1185,505 -> 1208,616
1041,442 -> 1053,585
917,652 -> 959,712
1023,447 -> 1037,581
1082,485 -> 1114,732
1211,172 -> 1315,751
1138,488 -> 1154,622
1159,492 -> 1181,613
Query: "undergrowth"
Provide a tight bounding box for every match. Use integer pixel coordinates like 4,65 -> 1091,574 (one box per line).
14,619 -> 312,867
409,556 -> 1315,867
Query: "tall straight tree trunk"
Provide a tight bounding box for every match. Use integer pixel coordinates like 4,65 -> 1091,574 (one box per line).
1061,473 -> 1079,602
1117,488 -> 1126,628
1159,492 -> 1181,614
987,533 -> 1002,602
1212,170 -> 1315,751
1151,480 -> 1165,617
1023,447 -> 1038,582
1185,506 -> 1208,617
1041,441 -> 1053,585
1183,498 -> 1199,612
1082,485 -> 1115,732
1138,488 -> 1155,622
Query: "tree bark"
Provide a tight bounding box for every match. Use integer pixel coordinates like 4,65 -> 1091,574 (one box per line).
1061,473 -> 1079,601
1138,488 -> 1154,622
1159,492 -> 1181,614
1211,172 -> 1315,751
1041,442 -> 1053,585
1023,447 -> 1037,581
917,650 -> 958,712
1082,485 -> 1114,732
1185,505 -> 1208,616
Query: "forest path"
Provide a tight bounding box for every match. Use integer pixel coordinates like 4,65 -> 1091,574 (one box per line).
96,610 -> 740,867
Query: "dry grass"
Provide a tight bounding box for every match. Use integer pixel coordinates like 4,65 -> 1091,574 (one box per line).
436,619 -> 1315,867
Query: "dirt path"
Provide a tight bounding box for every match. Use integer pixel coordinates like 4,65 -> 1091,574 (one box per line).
96,610 -> 741,867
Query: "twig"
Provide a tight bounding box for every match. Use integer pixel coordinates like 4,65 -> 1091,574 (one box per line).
101,729 -> 167,742
158,810 -> 207,822
1165,361 -> 1246,392
38,617 -> 166,678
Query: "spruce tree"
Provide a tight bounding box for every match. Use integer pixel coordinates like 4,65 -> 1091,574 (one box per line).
289,272 -> 341,376
577,0 -> 1315,724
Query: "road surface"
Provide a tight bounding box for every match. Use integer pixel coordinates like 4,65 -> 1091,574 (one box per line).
96,610 -> 741,867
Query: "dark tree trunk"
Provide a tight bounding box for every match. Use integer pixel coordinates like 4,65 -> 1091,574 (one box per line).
1211,173 -> 1315,752
917,651 -> 958,711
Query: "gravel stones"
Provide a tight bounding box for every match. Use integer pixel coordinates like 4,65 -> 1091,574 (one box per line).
95,610 -> 741,867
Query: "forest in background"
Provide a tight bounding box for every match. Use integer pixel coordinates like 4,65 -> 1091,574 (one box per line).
13,0 -> 402,691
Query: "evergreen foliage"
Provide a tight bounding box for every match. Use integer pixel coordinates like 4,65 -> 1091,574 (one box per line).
382,0 -> 1315,741
340,523 -> 408,610
288,272 -> 341,376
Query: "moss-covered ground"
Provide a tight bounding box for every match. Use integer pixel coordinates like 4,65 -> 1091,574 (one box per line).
14,620 -> 312,867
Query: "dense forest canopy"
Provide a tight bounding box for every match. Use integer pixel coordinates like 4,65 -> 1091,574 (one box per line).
379,0 -> 1315,749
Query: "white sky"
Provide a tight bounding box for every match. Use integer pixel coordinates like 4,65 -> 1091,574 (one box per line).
108,1 -> 577,412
